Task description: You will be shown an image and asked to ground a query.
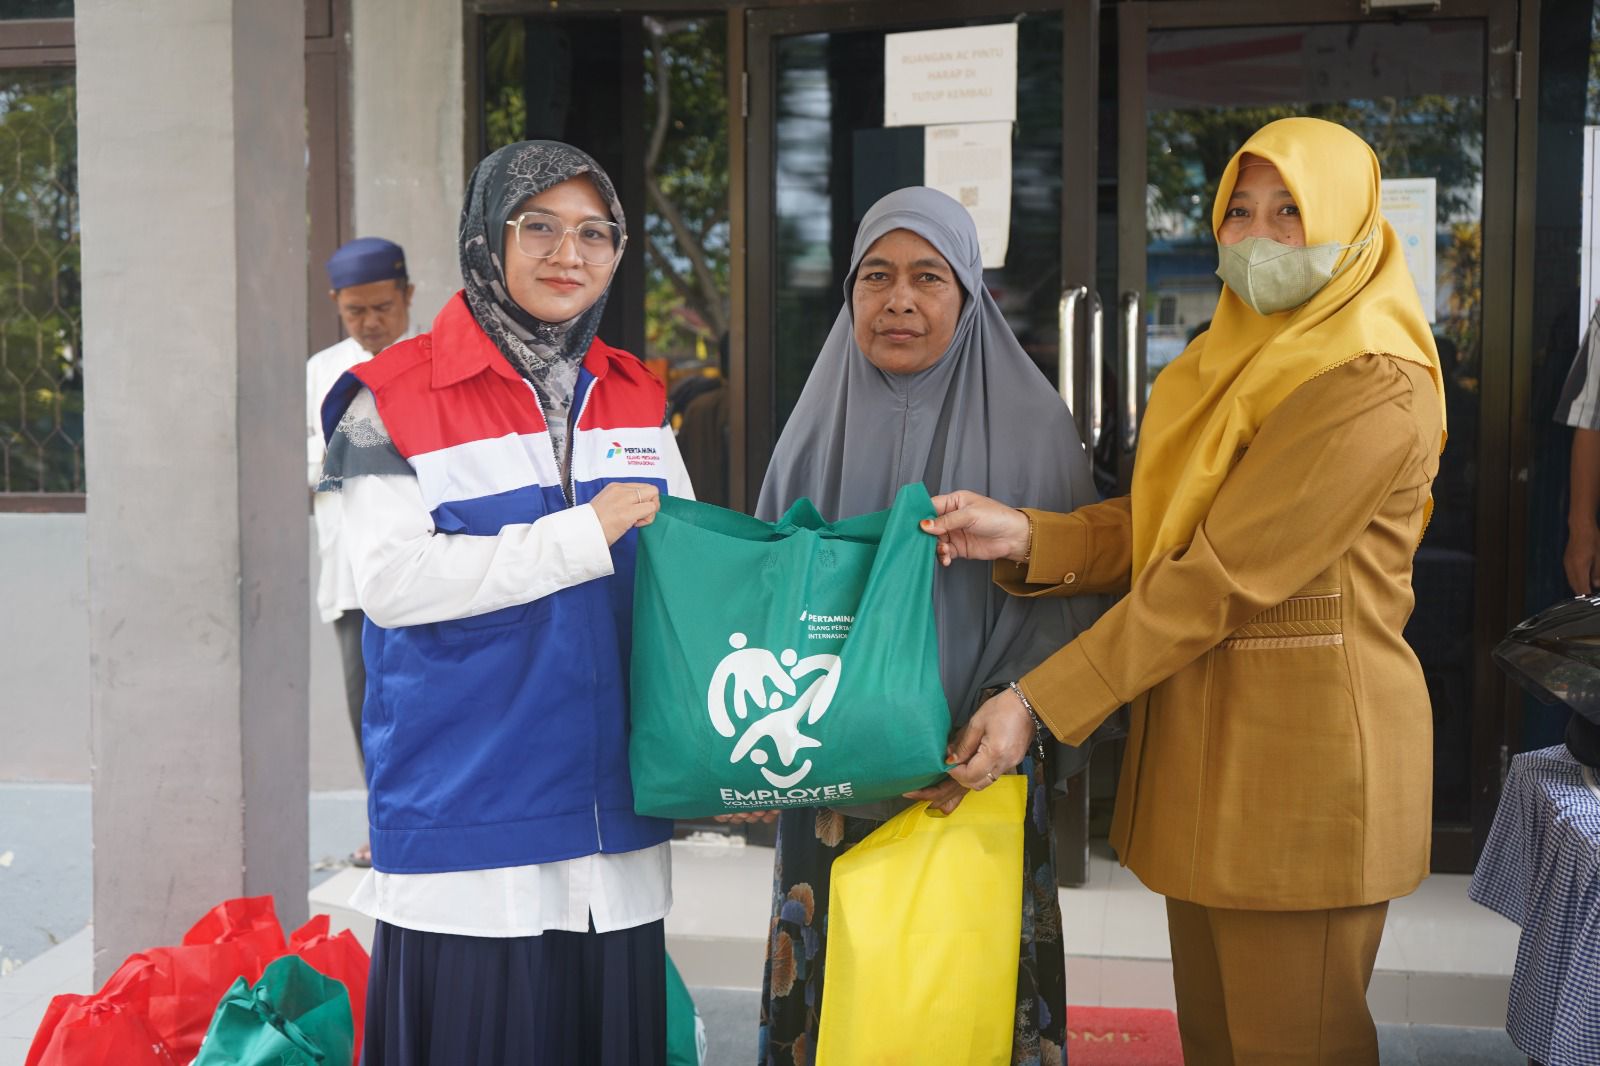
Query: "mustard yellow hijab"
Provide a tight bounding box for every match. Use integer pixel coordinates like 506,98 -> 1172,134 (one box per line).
1129,117 -> 1445,576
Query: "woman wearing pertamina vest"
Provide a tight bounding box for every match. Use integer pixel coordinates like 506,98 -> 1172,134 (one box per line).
925,118 -> 1445,1064
318,141 -> 691,1065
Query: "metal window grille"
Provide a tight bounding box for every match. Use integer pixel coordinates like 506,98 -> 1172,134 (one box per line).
0,66 -> 81,496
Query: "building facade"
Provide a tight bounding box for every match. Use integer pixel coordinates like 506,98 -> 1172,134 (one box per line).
1,0 -> 1597,913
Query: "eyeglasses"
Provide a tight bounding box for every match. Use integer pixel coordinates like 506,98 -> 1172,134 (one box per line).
505,211 -> 625,266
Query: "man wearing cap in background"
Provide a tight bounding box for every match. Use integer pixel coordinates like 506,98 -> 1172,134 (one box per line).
307,237 -> 414,867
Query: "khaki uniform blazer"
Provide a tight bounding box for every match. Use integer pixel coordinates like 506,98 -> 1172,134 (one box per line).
1001,355 -> 1443,910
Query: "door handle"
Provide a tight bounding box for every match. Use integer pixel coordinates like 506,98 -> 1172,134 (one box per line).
1120,290 -> 1140,453
1088,291 -> 1104,449
1057,285 -> 1088,417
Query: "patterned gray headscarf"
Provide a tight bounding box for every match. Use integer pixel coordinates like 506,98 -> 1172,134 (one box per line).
459,140 -> 626,411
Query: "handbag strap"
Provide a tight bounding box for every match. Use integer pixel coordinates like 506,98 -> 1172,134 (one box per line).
249,986 -> 327,1062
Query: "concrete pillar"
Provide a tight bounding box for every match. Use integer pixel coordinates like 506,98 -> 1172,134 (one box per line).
351,0 -> 466,325
77,1 -> 309,981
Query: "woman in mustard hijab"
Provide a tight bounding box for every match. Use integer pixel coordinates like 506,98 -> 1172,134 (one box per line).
923,117 -> 1445,1064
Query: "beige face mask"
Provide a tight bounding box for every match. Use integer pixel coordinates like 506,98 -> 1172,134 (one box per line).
1215,231 -> 1373,316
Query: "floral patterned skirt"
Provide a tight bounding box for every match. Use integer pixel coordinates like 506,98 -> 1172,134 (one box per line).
756,756 -> 1066,1065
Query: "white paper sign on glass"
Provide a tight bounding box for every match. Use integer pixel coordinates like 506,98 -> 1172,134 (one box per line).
923,122 -> 1013,269
1380,177 -> 1438,324
884,23 -> 1018,128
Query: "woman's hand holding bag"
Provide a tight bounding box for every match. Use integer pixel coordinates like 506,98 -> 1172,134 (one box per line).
945,687 -> 1040,791
590,481 -> 660,543
921,491 -> 1031,567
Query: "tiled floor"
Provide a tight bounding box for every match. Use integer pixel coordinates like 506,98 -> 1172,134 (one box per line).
0,937 -> 1527,1066
658,834 -> 1523,1027
0,794 -> 1537,1064
1056,840 -> 1523,1025
0,927 -> 90,1065
0,784 -> 90,971
689,987 -> 1527,1066
1065,839 -> 1522,970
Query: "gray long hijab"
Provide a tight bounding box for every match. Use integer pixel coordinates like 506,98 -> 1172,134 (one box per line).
757,187 -> 1120,790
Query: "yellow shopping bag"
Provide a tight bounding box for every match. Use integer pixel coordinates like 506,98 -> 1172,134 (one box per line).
815,774 -> 1025,1066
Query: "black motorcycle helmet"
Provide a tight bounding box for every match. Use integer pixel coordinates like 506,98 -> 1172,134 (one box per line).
1493,595 -> 1600,768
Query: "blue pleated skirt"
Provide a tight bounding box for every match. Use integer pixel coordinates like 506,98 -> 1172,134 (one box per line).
360,919 -> 667,1066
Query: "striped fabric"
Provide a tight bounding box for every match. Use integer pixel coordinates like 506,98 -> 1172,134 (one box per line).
1219,591 -> 1344,650
1469,745 -> 1600,1066
362,918 -> 667,1065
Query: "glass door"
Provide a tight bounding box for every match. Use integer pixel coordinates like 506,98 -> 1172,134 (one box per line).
478,12 -> 739,510
745,0 -> 1102,492
744,0 -> 1103,881
1114,0 -> 1519,870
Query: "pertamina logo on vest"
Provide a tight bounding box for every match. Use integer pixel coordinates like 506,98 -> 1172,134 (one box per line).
606,440 -> 660,466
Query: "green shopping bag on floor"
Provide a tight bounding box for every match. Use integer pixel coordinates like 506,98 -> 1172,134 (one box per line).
192,954 -> 354,1066
665,953 -> 707,1066
630,481 -> 949,817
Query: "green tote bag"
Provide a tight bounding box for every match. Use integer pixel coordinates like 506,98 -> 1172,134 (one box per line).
630,481 -> 950,817
192,955 -> 354,1066
665,952 -> 707,1066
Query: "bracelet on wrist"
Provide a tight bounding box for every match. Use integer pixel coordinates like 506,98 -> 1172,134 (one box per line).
1008,680 -> 1044,729
1008,681 -> 1051,767
1020,512 -> 1035,566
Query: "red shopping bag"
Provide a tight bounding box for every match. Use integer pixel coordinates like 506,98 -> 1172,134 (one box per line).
25,954 -> 174,1066
182,896 -> 287,959
141,895 -> 288,1061
287,915 -> 370,1064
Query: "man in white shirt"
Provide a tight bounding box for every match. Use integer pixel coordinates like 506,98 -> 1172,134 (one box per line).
307,237 -> 414,866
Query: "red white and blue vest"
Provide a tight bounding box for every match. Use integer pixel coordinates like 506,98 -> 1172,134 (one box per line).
322,293 -> 676,873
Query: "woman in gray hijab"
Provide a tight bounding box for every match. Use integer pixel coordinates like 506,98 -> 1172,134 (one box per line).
753,187 -> 1114,1066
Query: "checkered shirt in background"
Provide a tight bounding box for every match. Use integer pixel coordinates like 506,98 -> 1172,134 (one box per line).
1469,745 -> 1600,1066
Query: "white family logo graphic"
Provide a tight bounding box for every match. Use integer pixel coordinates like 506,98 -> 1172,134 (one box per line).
707,632 -> 841,788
